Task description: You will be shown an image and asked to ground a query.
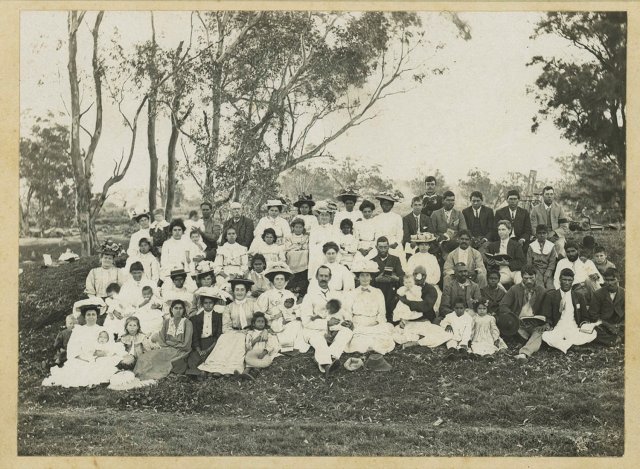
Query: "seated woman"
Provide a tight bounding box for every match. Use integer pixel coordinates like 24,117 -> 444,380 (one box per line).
308,242 -> 355,293
160,218 -> 200,280
127,209 -> 151,258
85,240 -> 126,299
253,199 -> 291,245
249,228 -> 286,265
343,259 -> 395,355
248,254 -> 272,298
118,261 -> 157,312
160,268 -> 196,313
354,199 -> 378,261
133,299 -> 193,380
283,218 -> 310,294
125,237 -> 160,283
198,278 -> 258,377
308,202 -> 341,280
257,262 -> 309,353
42,299 -> 126,388
484,220 -> 525,287
214,227 -> 250,288
191,260 -> 217,308
406,233 -> 442,311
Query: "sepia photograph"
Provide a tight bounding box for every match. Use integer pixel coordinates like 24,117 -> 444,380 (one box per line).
17,7 -> 625,457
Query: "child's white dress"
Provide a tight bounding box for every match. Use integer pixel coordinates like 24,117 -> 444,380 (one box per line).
470,314 -> 507,356
103,296 -> 130,339
392,286 -> 450,346
135,295 -> 165,337
337,233 -> 358,270
244,330 -> 280,368
432,311 -> 473,350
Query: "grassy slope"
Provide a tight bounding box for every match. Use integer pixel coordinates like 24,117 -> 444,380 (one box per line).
17,231 -> 625,456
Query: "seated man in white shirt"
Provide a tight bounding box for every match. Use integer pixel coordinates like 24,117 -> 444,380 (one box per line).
553,241 -> 603,301
300,266 -> 353,374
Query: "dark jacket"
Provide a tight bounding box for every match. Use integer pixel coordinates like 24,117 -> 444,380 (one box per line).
588,286 -> 625,324
494,206 -> 532,242
421,193 -> 443,217
440,279 -> 481,315
221,215 -> 255,248
462,205 -> 495,241
189,311 -> 224,351
402,212 -> 433,246
371,253 -> 405,284
397,283 -> 439,322
484,239 -> 526,272
541,289 -> 587,327
498,283 -> 546,316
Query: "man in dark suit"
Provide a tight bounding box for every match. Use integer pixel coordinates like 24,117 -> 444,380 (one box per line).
462,190 -> 495,245
499,265 -> 547,362
588,268 -> 625,346
494,190 -> 532,252
420,175 -> 443,217
402,196 -> 433,258
371,236 -> 405,322
183,290 -> 224,377
220,201 -> 255,248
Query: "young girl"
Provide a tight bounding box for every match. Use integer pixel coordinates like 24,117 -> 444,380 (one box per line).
248,254 -> 272,298
283,218 -> 310,294
526,224 -> 557,289
249,228 -> 286,265
184,209 -> 206,235
470,300 -> 507,356
244,312 -> 280,373
337,219 -> 358,270
103,283 -> 128,338
125,238 -> 160,282
188,229 -> 207,272
118,316 -> 155,369
135,286 -> 164,336
214,227 -> 250,286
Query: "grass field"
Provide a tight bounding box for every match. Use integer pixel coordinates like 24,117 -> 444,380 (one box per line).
17,231 -> 625,456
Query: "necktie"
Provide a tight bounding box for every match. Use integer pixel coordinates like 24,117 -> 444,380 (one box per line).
361,288 -> 370,292
560,293 -> 566,313
475,209 -> 479,219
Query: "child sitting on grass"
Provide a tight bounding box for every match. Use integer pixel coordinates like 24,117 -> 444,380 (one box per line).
480,269 -> 506,316
51,314 -> 77,368
118,316 -> 155,369
103,283 -> 128,339
592,245 -> 616,276
244,312 -> 280,375
470,300 -> 507,356
440,297 -> 473,352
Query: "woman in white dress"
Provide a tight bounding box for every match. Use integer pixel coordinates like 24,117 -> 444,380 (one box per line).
344,259 -> 395,354
308,242 -> 355,292
42,301 -> 126,387
118,261 -> 158,312
354,200 -> 378,261
333,189 -> 363,228
198,278 -> 258,376
160,219 -> 196,278
127,209 -> 151,258
308,202 -> 341,280
293,194 -> 319,234
253,199 -> 291,246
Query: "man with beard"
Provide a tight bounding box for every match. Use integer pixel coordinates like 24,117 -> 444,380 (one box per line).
443,230 -> 487,289
588,268 -> 625,346
421,175 -> 443,217
499,265 -> 547,362
553,241 -> 603,300
220,202 -> 255,248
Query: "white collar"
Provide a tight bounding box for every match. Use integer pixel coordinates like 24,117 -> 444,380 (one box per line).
530,240 -> 554,255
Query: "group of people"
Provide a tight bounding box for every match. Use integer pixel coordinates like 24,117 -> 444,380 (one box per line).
41,177 -> 625,389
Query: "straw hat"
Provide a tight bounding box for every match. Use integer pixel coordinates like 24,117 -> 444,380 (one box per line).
410,232 -> 437,244
264,199 -> 285,208
194,286 -> 232,303
375,190 -> 401,203
496,312 -> 520,337
314,201 -> 336,214
73,297 -> 106,316
129,208 -> 151,222
164,296 -> 193,312
108,371 -> 156,391
351,258 -> 380,275
98,240 -> 122,257
228,277 -> 255,290
264,262 -> 293,282
192,260 -> 216,278
336,188 -> 359,203
343,357 -> 364,371
364,353 -> 392,372
169,267 -> 188,279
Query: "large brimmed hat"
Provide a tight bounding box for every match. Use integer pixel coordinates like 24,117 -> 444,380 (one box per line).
164,296 -> 193,312
73,297 -> 106,316
336,188 -> 359,202
343,357 -> 364,371
264,198 -> 285,208
192,260 -> 216,278
351,258 -> 380,275
228,277 -> 255,290
98,240 -> 122,257
364,353 -> 392,372
314,201 -> 336,214
375,190 -> 402,203
129,208 -> 151,222
108,371 -> 157,391
264,262 -> 293,282
411,232 -> 437,244
195,286 -> 232,303
496,312 -> 520,337
169,267 -> 188,279
293,193 -> 316,208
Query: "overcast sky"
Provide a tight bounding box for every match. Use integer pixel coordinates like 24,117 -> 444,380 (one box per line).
20,11 -> 587,203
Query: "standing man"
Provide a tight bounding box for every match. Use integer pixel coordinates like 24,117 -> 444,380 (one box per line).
462,191 -> 495,246
198,202 -> 223,261
300,266 -> 353,374
421,175 -> 443,217
371,237 -> 404,322
530,186 -> 566,237
430,191 -> 467,239
220,202 -> 255,248
402,196 -> 433,258
494,190 -> 532,252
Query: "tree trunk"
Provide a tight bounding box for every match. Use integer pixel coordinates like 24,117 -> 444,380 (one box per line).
165,119 -> 178,220
147,95 -> 158,212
